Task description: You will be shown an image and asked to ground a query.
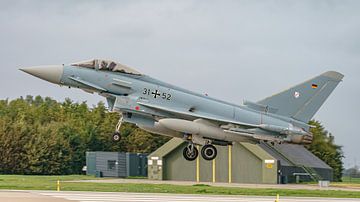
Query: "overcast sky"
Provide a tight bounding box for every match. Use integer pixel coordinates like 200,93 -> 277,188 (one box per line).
1,0 -> 359,168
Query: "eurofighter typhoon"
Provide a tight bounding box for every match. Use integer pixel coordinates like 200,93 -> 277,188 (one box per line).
20,59 -> 343,161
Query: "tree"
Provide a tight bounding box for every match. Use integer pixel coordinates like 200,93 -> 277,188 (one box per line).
0,96 -> 170,175
344,166 -> 360,178
306,120 -> 344,181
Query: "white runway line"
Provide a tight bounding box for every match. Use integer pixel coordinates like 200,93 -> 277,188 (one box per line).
36,191 -> 360,202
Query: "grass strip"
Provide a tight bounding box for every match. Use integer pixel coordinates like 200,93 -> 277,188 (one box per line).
0,175 -> 359,198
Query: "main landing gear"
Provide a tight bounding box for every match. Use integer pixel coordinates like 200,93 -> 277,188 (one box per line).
183,143 -> 217,161
201,144 -> 217,161
183,144 -> 199,161
112,117 -> 123,142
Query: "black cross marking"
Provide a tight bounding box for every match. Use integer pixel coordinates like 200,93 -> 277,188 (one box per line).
152,90 -> 161,98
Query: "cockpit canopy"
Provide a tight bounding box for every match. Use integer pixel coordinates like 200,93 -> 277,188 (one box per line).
71,59 -> 142,75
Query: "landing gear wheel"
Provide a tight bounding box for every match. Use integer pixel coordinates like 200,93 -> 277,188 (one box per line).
183,144 -> 198,161
112,132 -> 121,142
201,144 -> 217,161
112,116 -> 123,142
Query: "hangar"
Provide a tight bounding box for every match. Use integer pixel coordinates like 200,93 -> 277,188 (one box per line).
148,138 -> 332,184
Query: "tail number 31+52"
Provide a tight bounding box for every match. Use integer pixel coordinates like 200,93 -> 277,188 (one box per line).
143,88 -> 172,100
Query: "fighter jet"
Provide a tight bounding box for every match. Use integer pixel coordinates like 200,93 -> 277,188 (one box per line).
20,59 -> 343,161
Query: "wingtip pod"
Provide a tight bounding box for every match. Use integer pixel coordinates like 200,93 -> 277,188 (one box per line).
322,71 -> 344,81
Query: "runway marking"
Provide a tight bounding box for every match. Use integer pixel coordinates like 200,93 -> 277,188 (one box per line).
36,191 -> 360,202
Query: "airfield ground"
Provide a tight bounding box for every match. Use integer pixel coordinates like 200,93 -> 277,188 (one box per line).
2,190 -> 360,202
0,175 -> 360,199
73,178 -> 360,192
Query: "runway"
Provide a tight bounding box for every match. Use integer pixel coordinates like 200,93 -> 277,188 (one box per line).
1,190 -> 360,202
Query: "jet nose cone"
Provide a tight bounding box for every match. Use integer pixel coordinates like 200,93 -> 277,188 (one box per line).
20,65 -> 64,84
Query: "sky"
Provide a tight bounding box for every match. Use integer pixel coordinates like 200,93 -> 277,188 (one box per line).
0,0 -> 359,168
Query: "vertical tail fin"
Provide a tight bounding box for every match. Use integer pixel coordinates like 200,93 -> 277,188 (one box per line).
257,71 -> 344,123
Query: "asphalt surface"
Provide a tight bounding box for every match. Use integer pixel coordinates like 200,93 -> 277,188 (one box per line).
0,190 -> 70,202
1,190 -> 360,202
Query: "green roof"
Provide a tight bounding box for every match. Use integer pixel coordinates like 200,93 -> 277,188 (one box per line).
149,138 -> 276,162
241,142 -> 275,161
149,138 -> 185,158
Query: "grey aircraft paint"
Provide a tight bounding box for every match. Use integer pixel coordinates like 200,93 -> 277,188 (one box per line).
20,59 -> 343,161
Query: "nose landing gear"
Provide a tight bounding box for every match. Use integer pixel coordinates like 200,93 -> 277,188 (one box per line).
112,117 -> 123,142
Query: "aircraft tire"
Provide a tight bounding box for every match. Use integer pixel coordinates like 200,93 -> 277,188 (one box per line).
201,144 -> 217,161
183,145 -> 198,161
112,132 -> 121,142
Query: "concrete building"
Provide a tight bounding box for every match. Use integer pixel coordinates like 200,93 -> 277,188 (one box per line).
86,152 -> 147,177
148,138 -> 332,184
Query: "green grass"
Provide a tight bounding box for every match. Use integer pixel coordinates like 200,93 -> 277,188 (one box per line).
0,175 -> 360,198
341,177 -> 360,184
329,177 -> 360,189
0,175 -> 96,190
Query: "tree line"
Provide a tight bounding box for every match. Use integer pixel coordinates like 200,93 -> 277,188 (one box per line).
0,96 -> 343,180
0,96 -> 169,175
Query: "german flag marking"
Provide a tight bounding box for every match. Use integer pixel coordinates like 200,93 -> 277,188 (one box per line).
311,84 -> 318,89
